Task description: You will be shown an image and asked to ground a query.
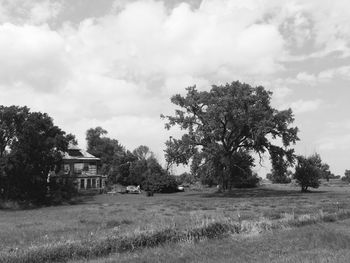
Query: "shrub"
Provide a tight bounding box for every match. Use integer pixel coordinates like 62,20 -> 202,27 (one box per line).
176,172 -> 196,185
342,170 -> 350,183
293,154 -> 322,192
267,171 -> 292,184
232,172 -> 260,188
142,172 -> 178,193
48,179 -> 78,205
146,190 -> 154,197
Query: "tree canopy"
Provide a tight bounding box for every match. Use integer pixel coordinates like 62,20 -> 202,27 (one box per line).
162,81 -> 299,189
86,127 -> 178,193
293,153 -> 325,192
0,105 -> 75,202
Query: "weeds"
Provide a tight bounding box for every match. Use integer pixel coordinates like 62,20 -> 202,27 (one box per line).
2,209 -> 350,263
105,219 -> 133,228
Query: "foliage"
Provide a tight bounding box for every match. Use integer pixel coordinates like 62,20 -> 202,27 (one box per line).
293,153 -> 325,192
143,171 -> 178,193
267,169 -> 292,184
268,146 -> 292,183
86,128 -> 178,192
0,105 -> 74,202
342,170 -> 350,182
319,163 -> 333,181
139,157 -> 178,193
48,179 -> 78,204
162,81 -> 298,190
133,145 -> 154,160
86,127 -> 126,177
176,172 -> 197,185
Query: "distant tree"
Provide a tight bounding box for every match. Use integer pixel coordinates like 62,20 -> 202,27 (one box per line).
142,157 -> 178,193
86,127 -> 126,177
293,153 -> 324,192
133,145 -> 154,160
319,163 -> 332,181
0,106 -> 73,202
268,146 -> 292,183
342,170 -> 350,183
128,158 -> 148,186
176,172 -> 196,185
162,81 -> 299,190
112,150 -> 137,185
85,128 -> 178,192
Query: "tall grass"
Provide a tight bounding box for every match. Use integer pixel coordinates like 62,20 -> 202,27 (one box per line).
2,209 -> 350,263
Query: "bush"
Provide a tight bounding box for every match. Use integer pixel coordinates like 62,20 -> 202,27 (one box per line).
176,172 -> 196,185
142,172 -> 178,193
266,172 -> 292,184
48,179 -> 78,205
294,154 -> 322,192
342,170 -> 350,182
232,172 -> 260,188
146,190 -> 154,197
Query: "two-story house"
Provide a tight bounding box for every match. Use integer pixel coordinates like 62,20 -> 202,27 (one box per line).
52,145 -> 107,193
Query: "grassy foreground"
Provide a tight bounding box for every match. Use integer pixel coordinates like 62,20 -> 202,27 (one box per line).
80,219 -> 350,263
1,181 -> 350,262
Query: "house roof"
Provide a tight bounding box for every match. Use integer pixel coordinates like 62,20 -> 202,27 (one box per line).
63,145 -> 100,161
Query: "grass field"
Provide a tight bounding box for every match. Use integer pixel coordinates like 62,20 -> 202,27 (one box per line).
1,180 -> 350,262
79,219 -> 350,263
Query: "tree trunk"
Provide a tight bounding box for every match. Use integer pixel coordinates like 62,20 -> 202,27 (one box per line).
301,185 -> 308,192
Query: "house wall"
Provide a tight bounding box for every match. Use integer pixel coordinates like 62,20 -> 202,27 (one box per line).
55,159 -> 106,193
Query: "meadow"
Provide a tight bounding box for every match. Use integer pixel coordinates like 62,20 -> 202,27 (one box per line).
1,180 -> 350,262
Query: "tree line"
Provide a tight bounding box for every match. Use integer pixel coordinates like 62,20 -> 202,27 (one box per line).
85,127 -> 177,193
0,81 -> 346,203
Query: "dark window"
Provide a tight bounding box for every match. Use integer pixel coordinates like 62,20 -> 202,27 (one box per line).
83,163 -> 89,171
92,179 -> 96,188
87,179 -> 91,189
80,179 -> 85,189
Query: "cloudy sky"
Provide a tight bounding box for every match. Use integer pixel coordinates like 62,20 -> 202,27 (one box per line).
0,0 -> 349,176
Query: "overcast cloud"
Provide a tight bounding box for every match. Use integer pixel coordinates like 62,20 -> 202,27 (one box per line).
0,0 -> 349,176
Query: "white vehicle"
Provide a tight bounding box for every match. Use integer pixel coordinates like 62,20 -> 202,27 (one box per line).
126,185 -> 141,194
177,186 -> 185,192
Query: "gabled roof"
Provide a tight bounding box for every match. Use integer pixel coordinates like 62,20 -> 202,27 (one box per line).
63,144 -> 100,161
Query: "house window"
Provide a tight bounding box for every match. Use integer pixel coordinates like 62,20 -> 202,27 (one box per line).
64,164 -> 70,175
87,179 -> 91,189
74,163 -> 84,174
80,179 -> 85,189
88,164 -> 97,174
83,163 -> 89,171
92,179 -> 96,188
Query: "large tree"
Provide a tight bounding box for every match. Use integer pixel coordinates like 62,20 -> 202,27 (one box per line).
162,81 -> 299,189
0,106 -> 75,201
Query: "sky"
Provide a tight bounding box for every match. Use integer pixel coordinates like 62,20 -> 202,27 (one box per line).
0,0 -> 349,176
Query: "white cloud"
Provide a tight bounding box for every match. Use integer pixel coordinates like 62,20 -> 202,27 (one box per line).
295,65 -> 350,86
290,99 -> 322,114
1,0 -> 350,171
0,23 -> 69,92
318,135 -> 350,151
0,0 -> 63,25
29,0 -> 62,24
296,72 -> 317,84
